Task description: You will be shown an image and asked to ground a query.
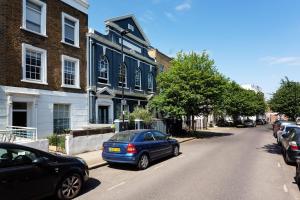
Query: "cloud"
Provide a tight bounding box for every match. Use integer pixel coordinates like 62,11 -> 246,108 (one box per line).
164,12 -> 176,21
261,56 -> 300,66
175,1 -> 191,11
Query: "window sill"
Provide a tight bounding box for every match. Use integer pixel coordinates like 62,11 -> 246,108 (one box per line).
20,27 -> 48,38
97,82 -> 111,86
61,84 -> 81,89
134,89 -> 143,92
61,40 -> 80,48
21,79 -> 48,85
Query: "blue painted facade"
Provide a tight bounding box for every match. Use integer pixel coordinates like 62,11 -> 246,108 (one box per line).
87,15 -> 157,124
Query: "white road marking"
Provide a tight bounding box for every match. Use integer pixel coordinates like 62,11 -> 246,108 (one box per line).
283,184 -> 288,193
107,181 -> 126,191
277,162 -> 281,168
154,164 -> 165,170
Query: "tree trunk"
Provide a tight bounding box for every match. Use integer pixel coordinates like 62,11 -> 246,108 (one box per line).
192,115 -> 195,131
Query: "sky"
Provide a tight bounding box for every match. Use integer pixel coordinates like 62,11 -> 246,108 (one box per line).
88,0 -> 300,99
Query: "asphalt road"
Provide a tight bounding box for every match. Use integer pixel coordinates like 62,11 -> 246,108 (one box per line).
76,126 -> 300,200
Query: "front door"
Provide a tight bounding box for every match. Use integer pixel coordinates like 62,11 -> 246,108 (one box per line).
12,102 -> 27,127
98,106 -> 109,124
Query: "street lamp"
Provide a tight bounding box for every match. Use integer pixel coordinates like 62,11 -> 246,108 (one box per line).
120,29 -> 130,131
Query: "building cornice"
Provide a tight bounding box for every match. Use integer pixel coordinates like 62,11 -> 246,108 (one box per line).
87,32 -> 157,66
60,0 -> 89,14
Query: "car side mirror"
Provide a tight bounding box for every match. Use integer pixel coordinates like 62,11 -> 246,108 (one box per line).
166,134 -> 171,140
32,157 -> 48,167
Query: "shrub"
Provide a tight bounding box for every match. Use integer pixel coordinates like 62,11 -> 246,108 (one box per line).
47,134 -> 65,150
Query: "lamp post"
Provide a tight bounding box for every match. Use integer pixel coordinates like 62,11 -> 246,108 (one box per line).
120,29 -> 130,131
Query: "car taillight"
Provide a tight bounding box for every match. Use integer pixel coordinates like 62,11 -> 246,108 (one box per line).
289,141 -> 299,151
127,143 -> 137,154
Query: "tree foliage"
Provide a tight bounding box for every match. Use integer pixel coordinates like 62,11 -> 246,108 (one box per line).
150,51 -> 267,122
269,77 -> 300,120
149,51 -> 226,118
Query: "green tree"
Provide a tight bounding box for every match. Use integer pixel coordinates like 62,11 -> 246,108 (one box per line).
149,51 -> 226,130
269,77 -> 300,120
216,81 -> 267,120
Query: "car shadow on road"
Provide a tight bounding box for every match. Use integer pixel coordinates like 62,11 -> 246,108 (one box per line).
259,143 -> 282,155
107,153 -> 183,171
173,131 -> 233,139
43,178 -> 101,200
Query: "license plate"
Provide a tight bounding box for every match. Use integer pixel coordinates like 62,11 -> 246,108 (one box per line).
109,147 -> 121,153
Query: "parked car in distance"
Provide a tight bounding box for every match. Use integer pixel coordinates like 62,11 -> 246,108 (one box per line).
256,119 -> 265,125
102,130 -> 180,170
272,120 -> 296,137
277,124 -> 300,145
0,142 -> 89,200
281,127 -> 300,164
243,119 -> 256,127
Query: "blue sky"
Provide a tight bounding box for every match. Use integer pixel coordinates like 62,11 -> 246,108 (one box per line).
88,0 -> 300,98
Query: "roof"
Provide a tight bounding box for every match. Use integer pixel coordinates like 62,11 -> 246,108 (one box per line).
105,14 -> 150,45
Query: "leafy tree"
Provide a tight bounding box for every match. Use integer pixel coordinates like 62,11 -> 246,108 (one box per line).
130,107 -> 153,125
269,77 -> 300,120
149,51 -> 226,130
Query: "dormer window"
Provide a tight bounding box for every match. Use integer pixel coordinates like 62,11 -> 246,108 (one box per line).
128,24 -> 134,31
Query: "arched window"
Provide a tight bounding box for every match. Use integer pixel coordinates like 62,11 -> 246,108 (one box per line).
135,68 -> 141,90
118,63 -> 127,87
148,73 -> 153,92
98,56 -> 109,84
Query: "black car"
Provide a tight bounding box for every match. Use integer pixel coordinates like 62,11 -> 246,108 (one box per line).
281,128 -> 300,164
0,142 -> 89,200
256,119 -> 264,125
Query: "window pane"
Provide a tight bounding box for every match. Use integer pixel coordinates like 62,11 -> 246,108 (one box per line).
64,60 -> 76,85
25,49 -> 42,81
64,18 -> 75,44
26,1 -> 41,33
53,104 -> 70,133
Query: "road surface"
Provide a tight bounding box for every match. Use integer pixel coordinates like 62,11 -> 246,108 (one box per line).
76,126 -> 300,200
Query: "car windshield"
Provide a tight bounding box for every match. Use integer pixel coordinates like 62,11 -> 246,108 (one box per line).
109,131 -> 137,142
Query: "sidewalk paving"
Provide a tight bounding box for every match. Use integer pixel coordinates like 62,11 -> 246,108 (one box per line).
76,136 -> 195,169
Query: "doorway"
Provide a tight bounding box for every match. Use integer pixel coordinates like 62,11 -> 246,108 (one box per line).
98,106 -> 109,124
12,102 -> 27,127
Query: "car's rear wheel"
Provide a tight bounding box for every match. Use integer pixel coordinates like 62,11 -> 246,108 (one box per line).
173,145 -> 179,157
57,173 -> 82,200
137,154 -> 149,170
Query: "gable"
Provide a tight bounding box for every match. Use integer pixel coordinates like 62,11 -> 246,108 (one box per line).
105,15 -> 150,45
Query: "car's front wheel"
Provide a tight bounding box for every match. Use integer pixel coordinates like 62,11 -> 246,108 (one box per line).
137,154 -> 149,170
57,173 -> 83,200
173,145 -> 179,157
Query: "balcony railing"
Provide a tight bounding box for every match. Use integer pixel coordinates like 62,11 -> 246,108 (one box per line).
0,126 -> 37,142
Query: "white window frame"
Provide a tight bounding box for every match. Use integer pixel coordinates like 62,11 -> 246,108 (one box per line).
22,0 -> 47,36
98,56 -> 109,84
118,64 -> 127,88
53,104 -> 71,133
148,73 -> 154,92
61,55 -> 80,89
61,12 -> 80,48
21,43 -> 47,85
128,24 -> 134,31
135,68 -> 142,90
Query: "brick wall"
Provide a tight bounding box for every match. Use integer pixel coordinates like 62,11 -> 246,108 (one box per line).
0,0 -> 88,93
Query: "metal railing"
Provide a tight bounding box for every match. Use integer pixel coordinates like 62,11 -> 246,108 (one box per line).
0,126 -> 37,142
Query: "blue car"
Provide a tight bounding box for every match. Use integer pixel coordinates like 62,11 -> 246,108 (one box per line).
102,129 -> 180,170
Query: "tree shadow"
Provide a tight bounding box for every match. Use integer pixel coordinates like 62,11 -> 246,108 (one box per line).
173,131 -> 233,139
258,143 -> 282,155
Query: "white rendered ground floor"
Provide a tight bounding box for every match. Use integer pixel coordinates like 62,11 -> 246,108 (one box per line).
0,86 -> 88,138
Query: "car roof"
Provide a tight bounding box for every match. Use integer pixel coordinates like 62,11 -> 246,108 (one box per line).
281,121 -> 296,125
117,129 -> 158,135
284,124 -> 300,128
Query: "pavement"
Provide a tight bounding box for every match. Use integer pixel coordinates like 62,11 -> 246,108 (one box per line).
74,125 -> 300,200
76,136 -> 196,169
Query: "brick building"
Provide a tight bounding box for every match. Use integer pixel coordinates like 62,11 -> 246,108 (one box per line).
148,48 -> 172,72
0,0 -> 89,138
